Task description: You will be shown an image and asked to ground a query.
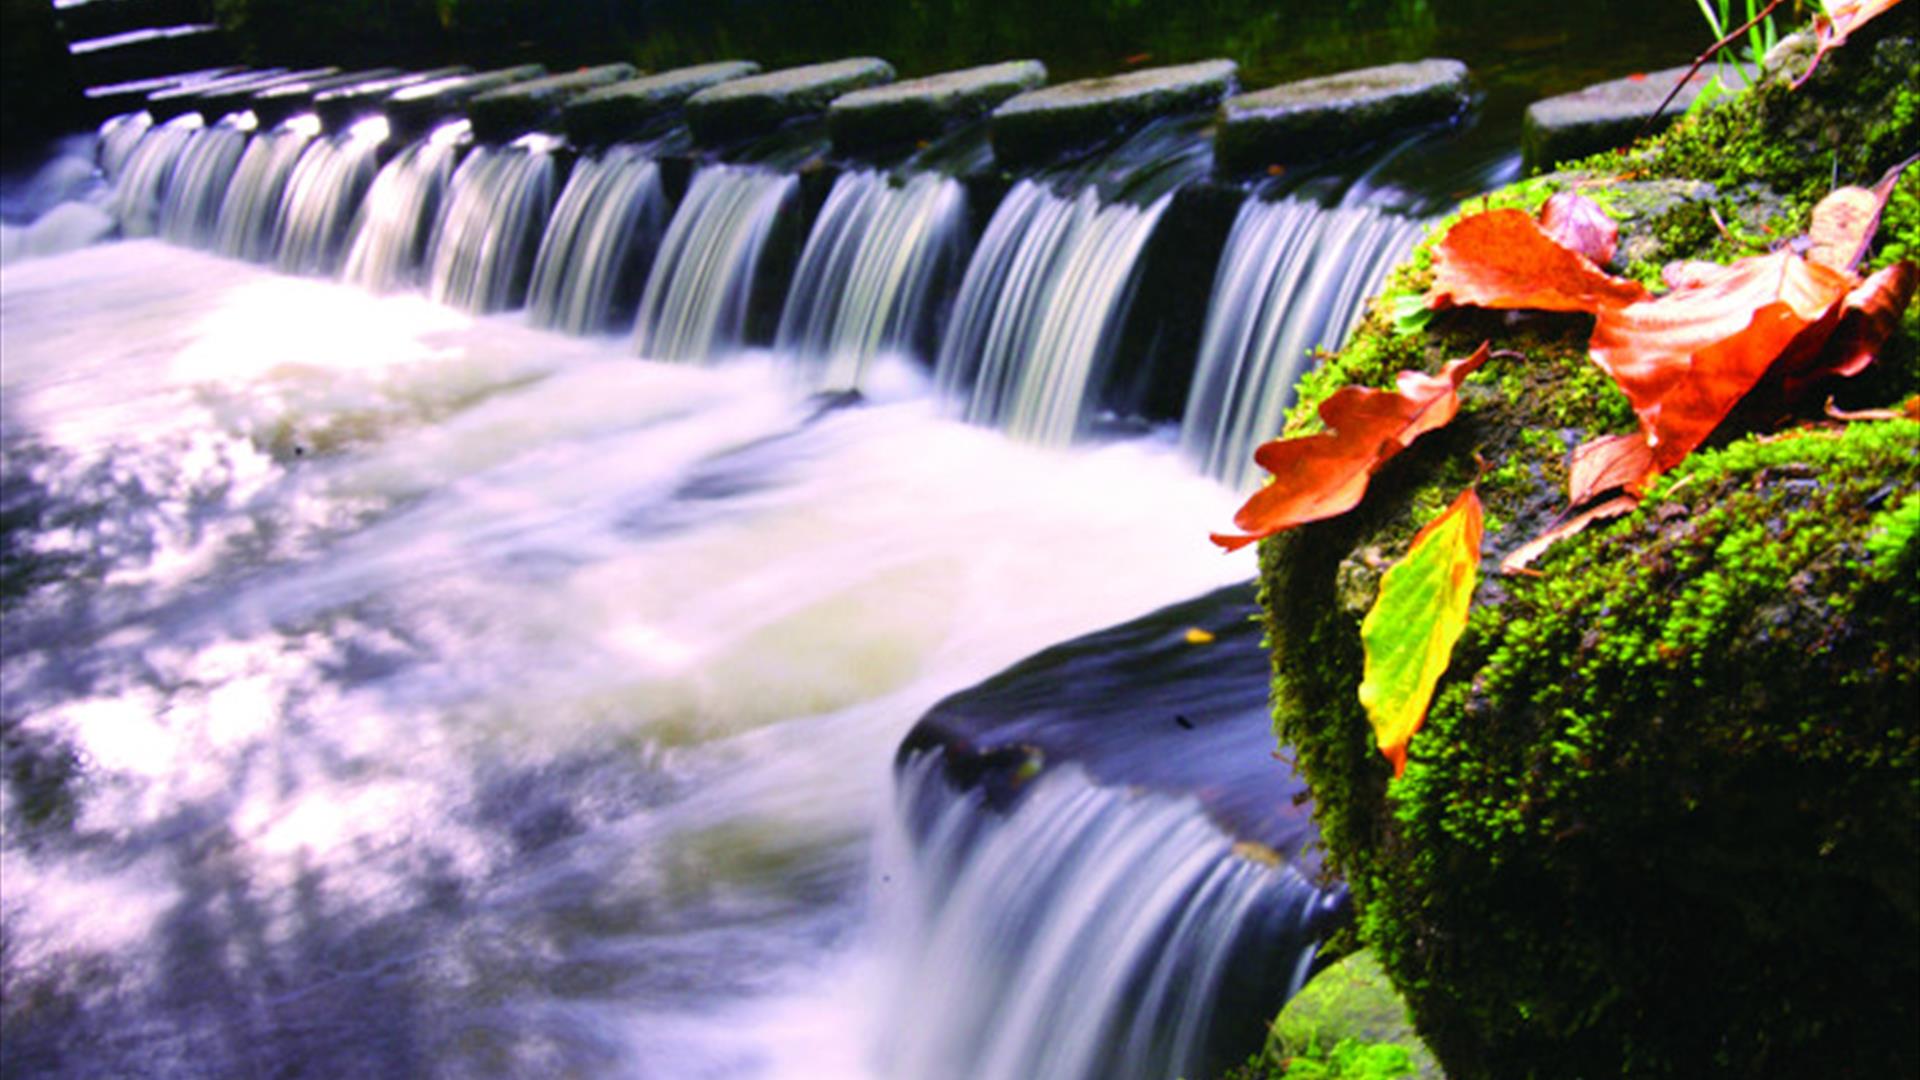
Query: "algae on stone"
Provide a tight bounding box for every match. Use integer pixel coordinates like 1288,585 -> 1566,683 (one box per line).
1520,64 -> 1712,175
466,63 -> 638,143
563,61 -> 762,146
683,57 -> 895,146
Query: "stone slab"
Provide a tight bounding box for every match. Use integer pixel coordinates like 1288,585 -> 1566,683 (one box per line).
1215,58 -> 1470,172
383,64 -> 545,139
562,61 -> 762,146
466,63 -> 639,142
990,59 -> 1236,166
250,69 -> 400,129
154,67 -> 330,122
684,57 -> 896,146
313,67 -> 469,132
828,59 -> 1047,153
1522,65 -> 1712,174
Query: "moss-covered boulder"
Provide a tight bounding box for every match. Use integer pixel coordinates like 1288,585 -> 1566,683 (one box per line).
990,59 -> 1237,167
1520,64 -> 1711,176
1253,14 -> 1920,1078
1215,59 -> 1470,174
383,63 -> 543,140
466,63 -> 638,143
683,57 -> 896,146
562,61 -> 761,146
827,59 -> 1047,154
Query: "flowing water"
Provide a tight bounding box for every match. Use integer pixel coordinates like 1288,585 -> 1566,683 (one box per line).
212,118 -> 321,263
341,127 -> 466,293
108,113 -> 203,238
157,119 -> 253,247
526,146 -> 669,336
274,117 -> 394,277
632,165 -> 799,364
424,142 -> 558,313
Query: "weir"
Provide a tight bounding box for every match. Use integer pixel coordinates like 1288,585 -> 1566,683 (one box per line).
11,44 -> 1505,1080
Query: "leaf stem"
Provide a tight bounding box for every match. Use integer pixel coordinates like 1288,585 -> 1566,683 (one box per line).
1639,0 -> 1786,139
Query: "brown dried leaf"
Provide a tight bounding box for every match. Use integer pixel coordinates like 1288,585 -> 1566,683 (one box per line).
1538,192 -> 1619,268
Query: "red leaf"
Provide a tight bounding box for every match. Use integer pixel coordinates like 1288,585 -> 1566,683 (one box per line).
1588,251 -> 1855,472
1428,209 -> 1650,314
1538,192 -> 1619,268
1211,346 -> 1490,551
1500,494 -> 1639,576
1795,0 -> 1908,88
1806,157 -> 1911,273
1568,432 -> 1655,506
1784,261 -> 1918,397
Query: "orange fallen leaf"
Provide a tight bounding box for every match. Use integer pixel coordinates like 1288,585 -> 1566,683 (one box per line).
1784,260 -> 1918,397
1211,346 -> 1491,551
1538,192 -> 1618,268
1500,494 -> 1639,576
1427,208 -> 1649,314
1795,0 -> 1908,88
1588,250 -> 1856,472
1568,431 -> 1655,506
1806,155 -> 1912,273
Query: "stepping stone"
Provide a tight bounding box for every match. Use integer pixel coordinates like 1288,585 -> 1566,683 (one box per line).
250,69 -> 400,129
1214,58 -> 1470,173
313,67 -> 469,133
563,61 -> 762,146
384,64 -> 545,139
150,67 -> 326,122
69,23 -> 229,88
85,64 -> 239,117
828,59 -> 1047,153
990,59 -> 1236,166
1522,65 -> 1712,174
467,63 -> 639,142
684,57 -> 895,146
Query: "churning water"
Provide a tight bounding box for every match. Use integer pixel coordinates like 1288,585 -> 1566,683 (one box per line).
2,240 -> 1258,1078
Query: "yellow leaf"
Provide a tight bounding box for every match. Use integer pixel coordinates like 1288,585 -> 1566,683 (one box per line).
1358,487 -> 1484,777
1184,627 -> 1216,645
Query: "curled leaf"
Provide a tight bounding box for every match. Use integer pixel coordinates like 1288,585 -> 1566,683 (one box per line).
1567,431 -> 1656,506
1359,487 -> 1483,777
1588,250 -> 1855,472
1806,156 -> 1912,273
1500,494 -> 1639,576
1211,346 -> 1490,551
1785,260 -> 1919,397
1794,0 -> 1908,88
1427,208 -> 1649,314
1538,192 -> 1619,268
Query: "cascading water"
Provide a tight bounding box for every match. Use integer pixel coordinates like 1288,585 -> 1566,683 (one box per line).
98,110 -> 154,181
882,753 -> 1338,1080
526,146 -> 668,335
341,127 -> 465,292
632,164 -> 798,363
424,141 -> 559,313
274,117 -> 393,276
108,113 -> 203,237
212,116 -> 321,262
156,118 -> 253,247
774,170 -> 969,392
1180,198 -> 1427,488
933,181 -> 1169,445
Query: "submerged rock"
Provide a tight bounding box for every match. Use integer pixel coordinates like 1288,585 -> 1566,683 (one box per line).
1521,64 -> 1711,175
1215,59 -> 1470,173
563,61 -> 762,146
684,57 -> 896,146
466,63 -> 638,143
828,59 -> 1047,153
383,64 -> 545,140
990,59 -> 1237,167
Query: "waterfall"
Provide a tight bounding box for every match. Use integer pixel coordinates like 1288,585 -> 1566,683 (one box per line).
273,117 -> 392,276
108,113 -> 203,237
98,110 -> 154,181
423,142 -> 559,313
632,164 -> 797,363
774,170 -> 969,391
1179,199 -> 1426,488
526,146 -> 668,335
341,129 -> 465,292
156,119 -> 252,247
212,117 -> 321,262
882,751 -> 1339,1080
933,181 -> 1168,446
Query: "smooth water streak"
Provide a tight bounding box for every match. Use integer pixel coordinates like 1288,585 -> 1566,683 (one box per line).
632,165 -> 798,364
424,143 -> 559,313
527,146 -> 668,335
341,127 -> 466,292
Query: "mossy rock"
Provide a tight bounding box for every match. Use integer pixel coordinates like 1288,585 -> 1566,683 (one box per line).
990,59 -> 1237,167
562,61 -> 761,146
827,59 -> 1046,154
466,63 -> 638,143
1255,14 -> 1920,1078
1270,951 -> 1442,1080
1520,64 -> 1712,176
1215,59 -> 1470,174
383,64 -> 544,139
683,57 -> 896,146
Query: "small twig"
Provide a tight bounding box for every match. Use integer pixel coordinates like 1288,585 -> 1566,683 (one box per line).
1638,0 -> 1786,139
